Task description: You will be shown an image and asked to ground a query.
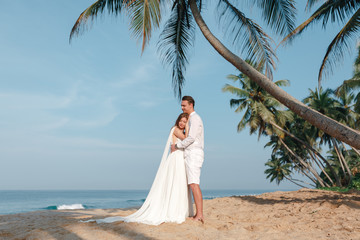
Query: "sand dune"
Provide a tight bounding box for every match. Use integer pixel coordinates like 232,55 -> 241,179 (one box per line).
1,189 -> 359,240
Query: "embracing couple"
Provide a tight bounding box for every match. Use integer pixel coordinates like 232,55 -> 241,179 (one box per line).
96,96 -> 204,225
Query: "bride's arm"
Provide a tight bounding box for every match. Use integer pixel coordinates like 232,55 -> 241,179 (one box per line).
185,120 -> 189,137
173,127 -> 186,140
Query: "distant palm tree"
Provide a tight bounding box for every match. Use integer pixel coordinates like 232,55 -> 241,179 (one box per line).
265,134 -> 329,188
265,155 -> 294,185
223,66 -> 335,187
282,0 -> 360,88
336,45 -> 360,114
70,0 -> 360,148
325,145 -> 360,186
303,88 -> 353,181
336,90 -> 358,128
222,62 -> 291,139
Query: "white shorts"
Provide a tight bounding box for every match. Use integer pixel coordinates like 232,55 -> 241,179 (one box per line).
185,150 -> 204,185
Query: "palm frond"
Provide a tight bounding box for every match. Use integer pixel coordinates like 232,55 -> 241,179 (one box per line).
229,98 -> 248,109
129,0 -> 162,52
335,78 -> 360,96
306,0 -> 323,11
256,101 -> 275,123
237,108 -> 251,131
217,0 -> 277,79
254,0 -> 297,36
355,92 -> 360,113
222,84 -> 249,97
275,110 -> 294,127
158,0 -> 195,99
70,0 -> 116,42
70,0 -> 161,52
318,7 -> 360,87
344,79 -> 360,89
281,0 -> 360,45
264,96 -> 283,108
236,100 -> 250,113
226,74 -> 240,82
274,79 -> 290,87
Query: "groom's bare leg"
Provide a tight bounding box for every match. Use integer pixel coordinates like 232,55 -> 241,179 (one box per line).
190,183 -> 203,220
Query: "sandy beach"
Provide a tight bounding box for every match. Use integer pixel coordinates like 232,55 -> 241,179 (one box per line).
1,188 -> 360,240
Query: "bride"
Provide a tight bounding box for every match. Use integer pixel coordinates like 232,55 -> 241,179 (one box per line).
96,113 -> 194,225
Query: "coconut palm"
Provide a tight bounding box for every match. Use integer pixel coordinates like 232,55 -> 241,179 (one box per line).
265,134 -> 324,187
336,89 -> 359,129
221,62 -> 291,139
223,67 -> 339,187
282,0 -> 360,88
325,145 -> 360,186
264,155 -> 294,185
70,0 -> 360,148
336,45 -> 360,114
283,114 -> 341,186
335,49 -> 360,156
303,87 -> 353,181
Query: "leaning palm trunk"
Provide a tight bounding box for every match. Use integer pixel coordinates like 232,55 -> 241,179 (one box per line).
188,0 -> 360,149
341,142 -> 351,157
284,176 -> 311,188
279,138 -> 328,188
269,121 -> 341,186
308,150 -> 335,186
334,144 -> 346,177
351,146 -> 360,157
332,138 -> 353,182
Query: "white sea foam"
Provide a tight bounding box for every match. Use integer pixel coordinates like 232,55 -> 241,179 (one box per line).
57,204 -> 85,210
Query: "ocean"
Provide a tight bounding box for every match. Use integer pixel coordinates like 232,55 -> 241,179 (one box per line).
0,189 -> 285,215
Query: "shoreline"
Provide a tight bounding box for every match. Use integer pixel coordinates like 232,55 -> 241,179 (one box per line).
0,189 -> 290,216
1,189 -> 359,239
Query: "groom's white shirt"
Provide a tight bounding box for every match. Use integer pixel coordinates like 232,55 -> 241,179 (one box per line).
176,111 -> 204,184
176,111 -> 204,151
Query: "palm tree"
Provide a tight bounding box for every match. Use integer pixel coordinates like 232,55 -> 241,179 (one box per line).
281,0 -> 360,88
70,0 -> 360,148
265,155 -> 298,186
265,134 -> 325,187
325,145 -> 360,186
336,46 -> 360,156
303,87 -> 353,181
222,62 -> 291,139
284,114 -> 341,186
223,68 -> 336,187
336,90 -> 357,128
336,45 -> 360,114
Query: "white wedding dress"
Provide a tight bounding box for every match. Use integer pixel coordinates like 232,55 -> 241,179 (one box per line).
95,127 -> 194,225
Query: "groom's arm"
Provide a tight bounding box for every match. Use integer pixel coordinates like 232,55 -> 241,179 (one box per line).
176,116 -> 200,149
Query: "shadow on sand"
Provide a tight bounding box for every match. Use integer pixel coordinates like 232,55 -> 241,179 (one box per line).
231,189 -> 360,210
0,209 -> 156,240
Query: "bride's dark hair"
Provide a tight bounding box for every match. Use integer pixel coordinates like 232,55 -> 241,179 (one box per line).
175,113 -> 189,129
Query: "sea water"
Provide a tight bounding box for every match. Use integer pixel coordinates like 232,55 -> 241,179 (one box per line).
0,189 -> 284,215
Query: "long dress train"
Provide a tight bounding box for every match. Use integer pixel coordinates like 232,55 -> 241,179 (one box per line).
95,127 -> 194,225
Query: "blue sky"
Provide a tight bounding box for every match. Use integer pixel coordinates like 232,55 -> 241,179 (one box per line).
0,1 -> 356,190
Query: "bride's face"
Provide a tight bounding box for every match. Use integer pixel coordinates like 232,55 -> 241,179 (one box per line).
178,117 -> 187,129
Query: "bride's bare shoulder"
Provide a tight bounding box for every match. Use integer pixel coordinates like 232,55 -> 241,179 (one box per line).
173,127 -> 186,140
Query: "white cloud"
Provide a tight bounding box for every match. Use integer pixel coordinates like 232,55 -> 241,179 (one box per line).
109,63 -> 157,89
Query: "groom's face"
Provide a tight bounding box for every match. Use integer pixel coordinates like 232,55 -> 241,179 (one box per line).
181,100 -> 193,114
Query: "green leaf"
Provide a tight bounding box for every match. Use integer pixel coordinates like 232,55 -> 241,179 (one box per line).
158,0 -> 195,99
217,0 -> 277,79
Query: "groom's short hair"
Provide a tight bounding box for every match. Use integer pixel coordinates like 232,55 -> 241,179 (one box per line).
182,96 -> 195,107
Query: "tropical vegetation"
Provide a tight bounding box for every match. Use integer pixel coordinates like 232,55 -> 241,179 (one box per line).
70,0 -> 360,149
223,55 -> 360,189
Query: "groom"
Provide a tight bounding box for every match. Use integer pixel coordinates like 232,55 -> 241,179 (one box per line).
171,96 -> 205,222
